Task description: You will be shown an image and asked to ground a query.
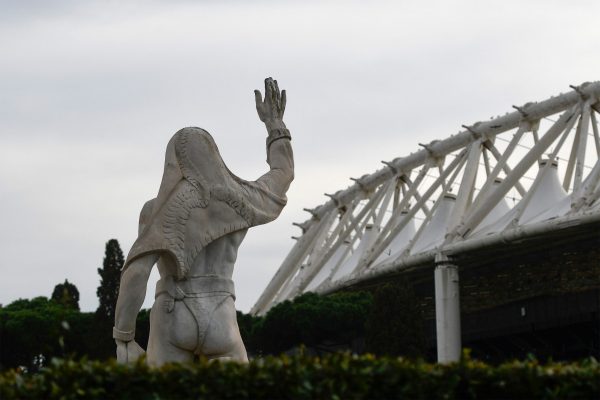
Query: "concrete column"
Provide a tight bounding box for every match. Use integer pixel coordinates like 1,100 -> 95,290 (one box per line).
434,253 -> 461,363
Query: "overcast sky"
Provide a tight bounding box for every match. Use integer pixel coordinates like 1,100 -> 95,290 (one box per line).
1,0 -> 599,313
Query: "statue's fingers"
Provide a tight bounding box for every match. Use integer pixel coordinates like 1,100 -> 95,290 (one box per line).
254,90 -> 263,106
270,78 -> 276,91
268,81 -> 278,104
274,80 -> 280,98
281,90 -> 287,115
264,77 -> 273,99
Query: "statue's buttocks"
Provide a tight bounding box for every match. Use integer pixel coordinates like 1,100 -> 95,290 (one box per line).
148,230 -> 249,365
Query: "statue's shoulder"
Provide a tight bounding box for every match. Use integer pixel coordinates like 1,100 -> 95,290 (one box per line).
140,198 -> 156,219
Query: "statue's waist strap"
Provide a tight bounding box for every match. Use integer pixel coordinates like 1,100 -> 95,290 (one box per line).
155,275 -> 235,301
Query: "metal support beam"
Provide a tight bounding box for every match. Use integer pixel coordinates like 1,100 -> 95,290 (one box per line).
434,253 -> 461,363
455,105 -> 580,239
562,119 -> 581,191
447,140 -> 481,231
484,143 -> 527,197
574,103 -> 591,191
591,110 -> 600,156
295,182 -> 392,294
401,175 -> 431,216
362,149 -> 468,270
512,111 -> 578,224
402,154 -> 468,256
295,82 -> 600,226
471,126 -> 526,212
279,209 -> 339,301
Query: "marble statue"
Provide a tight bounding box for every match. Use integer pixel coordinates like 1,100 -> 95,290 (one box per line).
113,78 -> 293,365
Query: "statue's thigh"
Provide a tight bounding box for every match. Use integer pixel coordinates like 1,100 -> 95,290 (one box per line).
201,297 -> 248,362
147,295 -> 196,365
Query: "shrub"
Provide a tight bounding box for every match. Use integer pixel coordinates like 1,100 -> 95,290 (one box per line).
1,352 -> 598,399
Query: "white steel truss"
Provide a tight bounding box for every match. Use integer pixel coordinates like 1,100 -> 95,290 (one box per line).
252,82 -> 600,316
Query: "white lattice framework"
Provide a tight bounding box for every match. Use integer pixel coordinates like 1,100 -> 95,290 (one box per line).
252,82 -> 600,319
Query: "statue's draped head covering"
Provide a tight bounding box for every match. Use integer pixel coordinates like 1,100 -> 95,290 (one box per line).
125,127 -> 287,279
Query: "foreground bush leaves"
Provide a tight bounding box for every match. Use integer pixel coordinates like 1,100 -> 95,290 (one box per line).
1,352 -> 598,399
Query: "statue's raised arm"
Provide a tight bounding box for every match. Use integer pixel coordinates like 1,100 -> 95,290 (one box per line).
254,77 -> 294,196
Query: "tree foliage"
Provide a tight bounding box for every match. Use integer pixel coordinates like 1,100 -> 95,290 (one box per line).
365,278 -> 425,358
51,279 -> 80,310
0,296 -> 150,371
0,297 -> 76,370
96,239 -> 124,322
248,291 -> 373,354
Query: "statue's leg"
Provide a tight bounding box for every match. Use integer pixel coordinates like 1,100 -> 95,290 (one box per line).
146,294 -> 196,366
201,296 -> 249,363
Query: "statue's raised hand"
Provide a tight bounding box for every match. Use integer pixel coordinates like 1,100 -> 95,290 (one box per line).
255,77 -> 286,123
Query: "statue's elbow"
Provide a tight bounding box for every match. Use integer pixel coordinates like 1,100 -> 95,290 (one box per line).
286,169 -> 295,185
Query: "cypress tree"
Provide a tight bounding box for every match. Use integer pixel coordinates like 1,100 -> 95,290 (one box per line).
96,239 -> 124,321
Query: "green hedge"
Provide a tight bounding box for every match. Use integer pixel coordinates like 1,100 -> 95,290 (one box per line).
1,352 -> 598,399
